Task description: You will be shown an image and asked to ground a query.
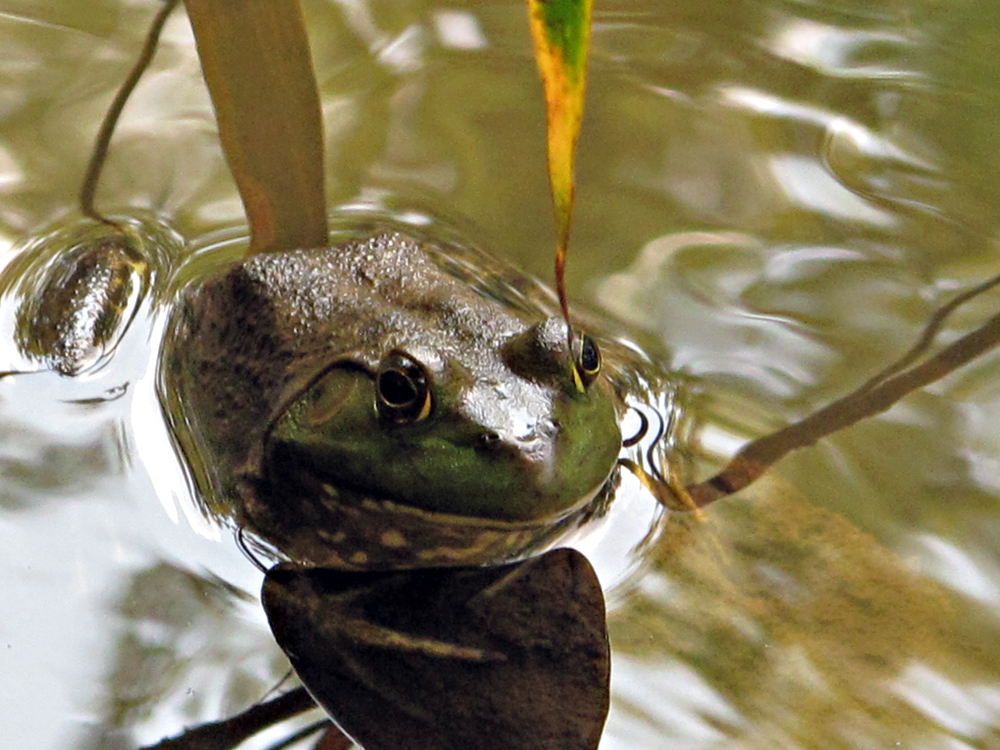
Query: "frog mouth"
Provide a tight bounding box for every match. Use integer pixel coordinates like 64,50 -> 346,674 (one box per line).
239,467 -> 615,572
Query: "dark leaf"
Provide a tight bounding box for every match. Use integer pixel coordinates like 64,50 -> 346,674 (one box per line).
262,548 -> 609,750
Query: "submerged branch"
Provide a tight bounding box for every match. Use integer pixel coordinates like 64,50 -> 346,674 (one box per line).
681,286 -> 1000,508
140,687 -> 325,750
854,269 -> 1000,395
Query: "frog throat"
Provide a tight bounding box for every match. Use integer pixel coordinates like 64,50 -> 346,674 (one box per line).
237,469 -> 616,571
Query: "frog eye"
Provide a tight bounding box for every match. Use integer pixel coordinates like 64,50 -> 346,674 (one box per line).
573,334 -> 602,389
375,352 -> 433,424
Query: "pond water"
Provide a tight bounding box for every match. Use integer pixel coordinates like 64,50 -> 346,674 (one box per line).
2,0 -> 1000,748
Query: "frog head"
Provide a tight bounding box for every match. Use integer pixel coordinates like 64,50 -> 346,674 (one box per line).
265,317 -> 620,524
164,233 -> 624,570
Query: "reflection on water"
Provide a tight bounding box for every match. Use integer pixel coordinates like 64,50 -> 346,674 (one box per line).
88,562 -> 306,750
608,475 -> 1000,749
1,0 -> 1000,749
0,412 -> 120,510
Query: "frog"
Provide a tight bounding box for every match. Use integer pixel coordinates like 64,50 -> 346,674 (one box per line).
160,229 -> 628,571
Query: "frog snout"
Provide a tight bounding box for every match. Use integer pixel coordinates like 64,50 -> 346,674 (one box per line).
476,418 -> 560,465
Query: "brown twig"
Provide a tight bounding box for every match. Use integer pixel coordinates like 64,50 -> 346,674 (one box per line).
684,303 -> 1000,507
140,687 -> 320,750
79,0 -> 181,224
854,268 -> 1000,394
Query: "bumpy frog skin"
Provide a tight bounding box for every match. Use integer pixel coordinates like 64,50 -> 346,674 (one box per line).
162,231 -> 623,569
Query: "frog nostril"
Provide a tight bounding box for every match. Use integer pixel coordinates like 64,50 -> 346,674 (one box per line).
478,431 -> 501,450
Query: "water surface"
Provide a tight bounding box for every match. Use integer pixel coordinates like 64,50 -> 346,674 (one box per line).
2,1 -> 1000,748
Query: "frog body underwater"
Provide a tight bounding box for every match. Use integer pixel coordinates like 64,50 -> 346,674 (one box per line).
163,230 -> 624,570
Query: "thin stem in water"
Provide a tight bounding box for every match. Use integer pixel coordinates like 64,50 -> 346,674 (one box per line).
79,0 -> 181,224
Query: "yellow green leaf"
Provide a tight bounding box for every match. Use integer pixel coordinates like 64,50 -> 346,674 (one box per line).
527,0 -> 593,331
184,0 -> 328,255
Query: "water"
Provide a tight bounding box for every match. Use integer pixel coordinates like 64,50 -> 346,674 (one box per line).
2,0 -> 1000,748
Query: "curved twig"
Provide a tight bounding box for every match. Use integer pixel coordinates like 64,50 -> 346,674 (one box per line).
683,303 -> 1000,507
79,0 -> 180,224
140,687 -> 319,750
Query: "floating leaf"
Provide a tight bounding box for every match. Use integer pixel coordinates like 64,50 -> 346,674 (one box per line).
262,548 -> 610,750
527,0 -> 593,333
184,0 -> 328,254
15,234 -> 145,375
3,219 -> 167,377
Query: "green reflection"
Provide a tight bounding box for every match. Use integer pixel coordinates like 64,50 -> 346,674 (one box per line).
0,419 -> 117,509
94,562 -> 297,746
611,474 -> 1000,748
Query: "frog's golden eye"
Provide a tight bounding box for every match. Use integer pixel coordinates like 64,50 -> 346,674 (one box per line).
375,352 -> 433,424
574,334 -> 602,389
